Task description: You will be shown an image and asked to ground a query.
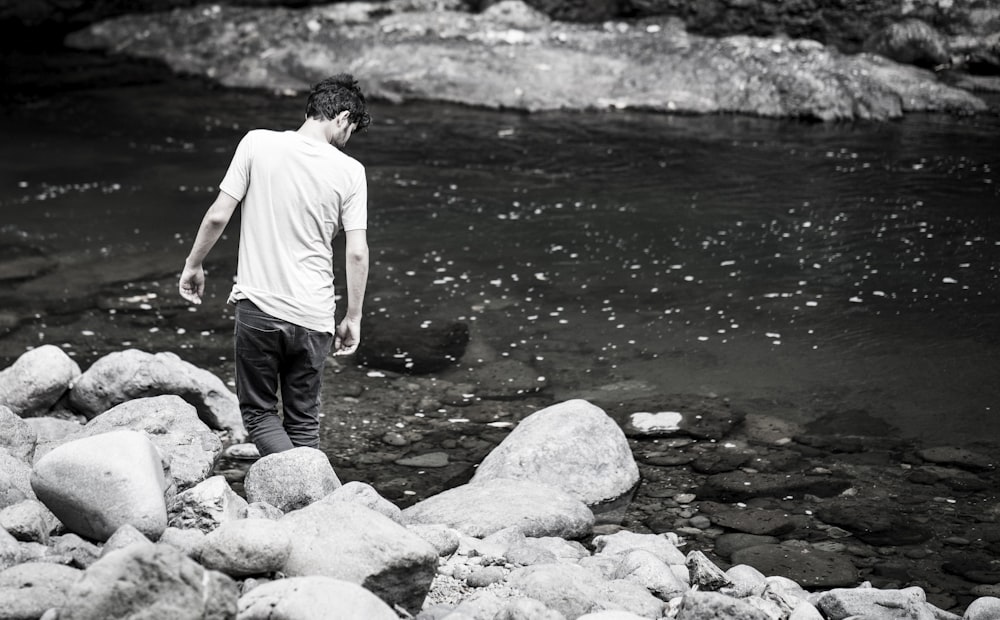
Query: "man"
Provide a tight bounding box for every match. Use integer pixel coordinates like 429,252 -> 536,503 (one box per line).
178,73 -> 371,456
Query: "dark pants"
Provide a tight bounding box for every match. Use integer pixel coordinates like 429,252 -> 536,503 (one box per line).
234,300 -> 333,456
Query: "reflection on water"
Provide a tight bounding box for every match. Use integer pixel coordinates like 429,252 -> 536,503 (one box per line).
1,55 -> 998,445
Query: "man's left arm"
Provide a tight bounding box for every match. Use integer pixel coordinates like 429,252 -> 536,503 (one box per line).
334,228 -> 369,355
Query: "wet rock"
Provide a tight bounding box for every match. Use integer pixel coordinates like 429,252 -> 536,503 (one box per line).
677,590 -> 772,620
865,18 -> 950,69
715,533 -> 780,560
30,430 -> 170,542
280,501 -> 438,615
0,406 -> 35,463
813,585 -> 937,619
38,395 -> 223,492
60,543 -> 237,620
0,561 -> 82,620
200,518 -> 291,577
455,358 -> 547,400
730,543 -> 858,588
917,446 -> 994,471
908,464 -> 990,492
403,478 -> 594,539
696,470 -> 851,502
0,345 -> 81,417
507,563 -> 665,619
942,552 -> 1000,585
691,447 -> 754,474
243,447 -> 341,512
67,349 -> 245,440
620,396 -> 744,440
168,475 -> 248,533
238,575 -> 399,620
710,508 -> 796,536
64,0 -> 986,121
472,399 -> 639,505
815,501 -> 933,546
397,451 -> 451,468
356,317 -> 469,374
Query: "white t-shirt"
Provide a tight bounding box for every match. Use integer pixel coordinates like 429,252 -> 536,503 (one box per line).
219,129 -> 367,333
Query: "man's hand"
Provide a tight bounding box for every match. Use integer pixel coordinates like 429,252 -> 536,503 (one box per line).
179,265 -> 205,305
334,318 -> 361,356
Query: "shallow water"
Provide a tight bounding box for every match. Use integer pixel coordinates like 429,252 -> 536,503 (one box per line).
2,51 -> 998,446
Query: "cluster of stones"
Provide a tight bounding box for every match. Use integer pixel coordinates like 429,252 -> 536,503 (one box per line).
2,346 -> 1000,619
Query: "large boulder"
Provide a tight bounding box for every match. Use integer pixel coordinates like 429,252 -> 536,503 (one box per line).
30,429 -> 170,541
0,345 -> 80,417
67,349 -> 245,439
39,395 -> 223,491
244,447 -> 341,512
402,478 -> 594,539
0,405 -> 36,463
60,543 -> 237,620
167,475 -> 248,533
279,501 -> 439,615
238,576 -> 400,620
472,399 -> 638,505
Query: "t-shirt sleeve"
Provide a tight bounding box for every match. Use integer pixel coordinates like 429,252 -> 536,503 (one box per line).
219,132 -> 253,201
340,165 -> 368,231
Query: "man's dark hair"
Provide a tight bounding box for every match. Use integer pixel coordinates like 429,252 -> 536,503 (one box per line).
305,73 -> 371,130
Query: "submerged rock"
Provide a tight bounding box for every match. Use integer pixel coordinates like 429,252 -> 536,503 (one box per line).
64,0 -> 986,121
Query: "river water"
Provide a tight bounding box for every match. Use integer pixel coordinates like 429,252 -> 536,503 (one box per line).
2,50 -> 998,448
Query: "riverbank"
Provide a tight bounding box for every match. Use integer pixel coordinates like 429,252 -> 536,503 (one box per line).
1,346 -> 999,618
61,0 -> 994,121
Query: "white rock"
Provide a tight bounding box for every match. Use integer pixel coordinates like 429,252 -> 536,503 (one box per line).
721,563 -> 768,598
100,524 -> 154,557
244,447 -> 340,512
593,530 -> 687,565
321,480 -> 402,522
472,399 -> 639,505
280,501 -> 439,615
201,518 -> 291,577
168,475 -> 247,533
788,600 -> 825,620
0,499 -> 55,543
237,576 -> 398,620
68,349 -> 245,440
26,417 -> 83,460
813,586 -> 935,620
0,345 -> 80,417
612,549 -> 688,600
507,562 -> 665,619
402,478 -> 594,539
0,561 -> 82,620
158,526 -> 206,559
965,596 -> 1000,620
30,429 -> 169,541
0,450 -> 36,510
676,590 -> 773,619
577,611 -> 650,620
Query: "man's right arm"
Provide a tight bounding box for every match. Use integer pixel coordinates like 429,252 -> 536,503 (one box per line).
178,191 -> 240,305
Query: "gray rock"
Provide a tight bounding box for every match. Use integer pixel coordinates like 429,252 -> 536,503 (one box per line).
0,562 -> 82,620
61,543 -> 237,620
63,1 -> 986,120
0,451 -> 36,510
280,501 -> 439,615
100,523 -> 154,557
731,543 -> 858,589
244,447 -> 341,512
612,549 -> 688,600
37,395 -> 223,492
237,576 -> 399,620
396,451 -> 451,468
677,590 -> 773,620
49,533 -> 101,569
697,471 -> 851,502
467,565 -> 507,587
917,446 -> 994,471
0,345 -> 81,417
168,475 -> 248,533
687,549 -> 731,591
507,563 -> 665,619
710,508 -> 797,536
67,349 -> 245,440
0,500 -> 55,544
0,528 -> 19,572
243,501 -> 284,520
865,18 -> 950,69
813,585 -> 936,619
403,478 -> 594,539
157,526 -> 206,559
498,598 -> 568,620
30,430 -> 170,542
406,523 -> 461,557
321,480 -> 402,523
721,563 -> 769,598
576,612 -> 648,620
965,597 -> 1000,620
472,399 -> 639,505
26,417 -> 83,460
816,500 -> 933,546
715,533 -> 781,559
457,358 -> 547,400
593,531 -> 686,565
0,405 -> 36,463
200,518 -> 291,577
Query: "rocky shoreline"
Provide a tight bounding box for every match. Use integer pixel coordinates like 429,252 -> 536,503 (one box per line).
1,345 -> 999,619
60,0 -> 997,121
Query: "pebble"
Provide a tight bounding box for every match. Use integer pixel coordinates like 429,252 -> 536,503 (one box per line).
690,516 -> 712,529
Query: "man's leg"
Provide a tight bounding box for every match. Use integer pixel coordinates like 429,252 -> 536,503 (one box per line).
234,300 -> 294,456
280,324 -> 333,450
